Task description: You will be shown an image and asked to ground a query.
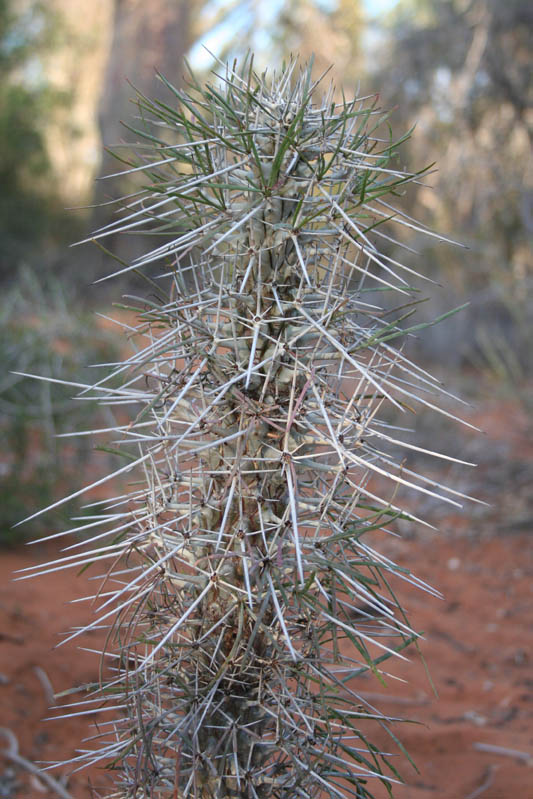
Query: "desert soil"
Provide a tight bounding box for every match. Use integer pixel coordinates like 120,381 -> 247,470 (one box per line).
1,395 -> 531,799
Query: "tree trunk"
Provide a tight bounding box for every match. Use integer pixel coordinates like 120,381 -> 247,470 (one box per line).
92,0 -> 191,275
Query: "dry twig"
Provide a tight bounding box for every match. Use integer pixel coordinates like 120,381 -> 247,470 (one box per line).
0,727 -> 74,799
465,764 -> 499,799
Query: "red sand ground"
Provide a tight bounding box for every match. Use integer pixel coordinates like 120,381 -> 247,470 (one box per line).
1,397 -> 531,799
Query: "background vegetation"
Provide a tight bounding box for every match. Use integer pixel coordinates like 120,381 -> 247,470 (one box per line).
1,0 -> 531,542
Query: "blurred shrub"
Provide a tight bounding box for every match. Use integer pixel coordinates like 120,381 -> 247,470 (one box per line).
0,267 -> 123,545
364,0 -> 533,390
0,0 -> 77,280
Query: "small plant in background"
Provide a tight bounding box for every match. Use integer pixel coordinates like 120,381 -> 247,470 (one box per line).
20,57 -> 475,798
1,267 -> 123,544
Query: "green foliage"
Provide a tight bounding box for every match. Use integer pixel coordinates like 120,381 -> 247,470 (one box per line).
0,0 -> 68,275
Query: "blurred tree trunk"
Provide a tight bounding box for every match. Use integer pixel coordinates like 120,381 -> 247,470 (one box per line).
92,0 -> 191,274
276,0 -> 364,91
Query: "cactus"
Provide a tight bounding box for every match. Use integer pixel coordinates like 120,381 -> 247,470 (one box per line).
20,57 -> 474,799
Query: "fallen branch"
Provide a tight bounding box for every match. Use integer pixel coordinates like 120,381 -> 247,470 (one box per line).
0,727 -> 74,799
465,764 -> 498,799
474,741 -> 532,763
34,665 -> 55,705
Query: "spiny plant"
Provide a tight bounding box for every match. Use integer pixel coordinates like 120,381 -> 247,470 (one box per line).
18,56 -> 477,799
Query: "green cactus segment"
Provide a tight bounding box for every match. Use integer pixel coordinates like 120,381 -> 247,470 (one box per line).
23,58 -> 474,799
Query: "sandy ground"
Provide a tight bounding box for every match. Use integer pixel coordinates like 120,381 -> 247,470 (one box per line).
1,395 -> 531,799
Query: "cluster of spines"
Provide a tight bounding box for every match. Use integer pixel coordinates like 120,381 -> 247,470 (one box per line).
16,57 -> 478,799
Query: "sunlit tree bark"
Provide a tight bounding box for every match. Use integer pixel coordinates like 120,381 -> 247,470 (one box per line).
93,0 -> 191,269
